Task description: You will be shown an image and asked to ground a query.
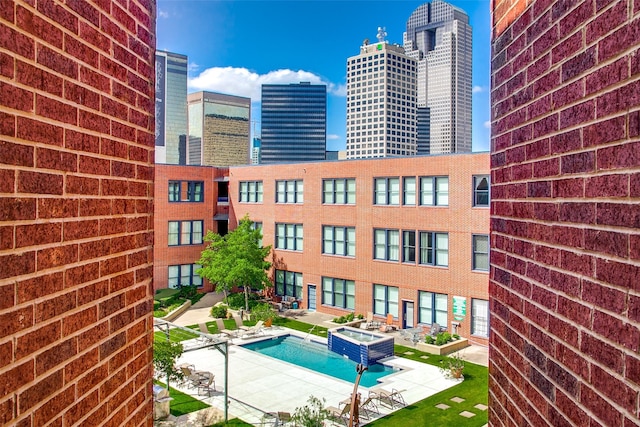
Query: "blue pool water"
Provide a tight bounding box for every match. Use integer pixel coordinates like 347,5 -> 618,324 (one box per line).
241,335 -> 397,387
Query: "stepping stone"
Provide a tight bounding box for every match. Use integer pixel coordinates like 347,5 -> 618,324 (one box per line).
474,404 -> 488,411
459,411 -> 476,418
435,404 -> 450,410
450,397 -> 465,403
420,355 -> 429,359
404,351 -> 415,355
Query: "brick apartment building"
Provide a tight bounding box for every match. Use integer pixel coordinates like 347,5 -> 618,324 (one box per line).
0,1 -> 155,426
489,0 -> 640,425
154,152 -> 491,346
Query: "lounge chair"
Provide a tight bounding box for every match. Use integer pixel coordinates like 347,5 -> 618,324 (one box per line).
369,388 -> 406,409
216,318 -> 238,338
240,320 -> 265,339
379,313 -> 397,332
363,312 -> 381,330
232,313 -> 250,331
326,403 -> 351,426
358,395 -> 380,419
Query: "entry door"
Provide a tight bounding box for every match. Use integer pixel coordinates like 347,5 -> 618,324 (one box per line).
403,301 -> 414,328
307,285 -> 316,311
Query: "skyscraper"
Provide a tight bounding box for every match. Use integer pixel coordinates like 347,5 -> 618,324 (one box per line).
155,50 -> 188,164
346,28 -> 417,159
261,82 -> 327,163
403,0 -> 472,154
187,91 -> 251,166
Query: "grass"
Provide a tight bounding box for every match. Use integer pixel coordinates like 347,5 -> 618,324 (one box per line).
271,316 -> 329,336
154,381 -> 210,416
367,345 -> 488,427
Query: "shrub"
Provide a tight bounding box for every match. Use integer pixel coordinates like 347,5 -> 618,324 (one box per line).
153,300 -> 161,311
424,335 -> 435,344
178,284 -> 198,300
453,333 -> 460,340
211,305 -> 228,319
435,332 -> 453,346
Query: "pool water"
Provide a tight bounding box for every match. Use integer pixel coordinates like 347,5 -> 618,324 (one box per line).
241,335 -> 397,387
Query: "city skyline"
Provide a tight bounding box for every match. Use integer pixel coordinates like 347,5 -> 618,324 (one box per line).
156,0 -> 492,152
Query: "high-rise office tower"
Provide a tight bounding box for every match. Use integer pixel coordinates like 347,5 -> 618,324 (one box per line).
187,91 -> 251,166
346,28 -> 417,159
403,0 -> 472,154
252,137 -> 261,164
261,82 -> 327,163
155,51 -> 188,164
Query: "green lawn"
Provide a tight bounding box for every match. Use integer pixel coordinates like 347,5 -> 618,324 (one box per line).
154,381 -> 210,416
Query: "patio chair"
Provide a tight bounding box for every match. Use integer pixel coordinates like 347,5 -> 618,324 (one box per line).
358,394 -> 380,420
429,322 -> 441,336
326,403 -> 352,426
369,388 -> 406,409
379,313 -> 397,332
240,320 -> 265,339
196,371 -> 216,396
363,312 -> 381,330
277,411 -> 292,426
216,318 -> 238,338
179,365 -> 207,389
232,313 -> 250,331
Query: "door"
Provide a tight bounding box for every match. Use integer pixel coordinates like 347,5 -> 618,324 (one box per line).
307,285 -> 316,311
403,301 -> 414,329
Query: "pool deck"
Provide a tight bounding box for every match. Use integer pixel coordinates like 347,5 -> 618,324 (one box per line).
171,326 -> 464,425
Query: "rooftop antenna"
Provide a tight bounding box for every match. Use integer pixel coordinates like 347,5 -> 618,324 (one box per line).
376,26 -> 387,43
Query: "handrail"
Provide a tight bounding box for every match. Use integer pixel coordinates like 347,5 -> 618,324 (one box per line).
304,324 -> 318,341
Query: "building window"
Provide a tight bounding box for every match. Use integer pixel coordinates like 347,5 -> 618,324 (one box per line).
168,181 -> 180,202
373,284 -> 398,317
374,177 -> 399,205
239,181 -> 263,203
473,235 -> 489,271
168,264 -> 203,288
275,270 -> 303,298
276,180 -> 303,203
419,232 -> 448,267
403,177 -> 416,205
402,230 -> 416,263
322,277 -> 355,309
323,226 -> 355,257
419,176 -> 448,206
187,181 -> 203,202
471,299 -> 489,337
373,229 -> 399,261
419,291 -> 448,326
473,175 -> 490,207
275,223 -> 303,251
168,220 -> 203,246
323,178 -> 356,204
250,221 -> 263,247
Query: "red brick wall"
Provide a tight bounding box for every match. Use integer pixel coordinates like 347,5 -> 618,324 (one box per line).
0,1 -> 155,425
490,1 -> 640,425
229,154 -> 490,345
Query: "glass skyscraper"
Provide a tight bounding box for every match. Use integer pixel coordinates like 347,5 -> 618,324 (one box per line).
155,51 -> 188,164
403,0 -> 473,154
260,82 -> 327,163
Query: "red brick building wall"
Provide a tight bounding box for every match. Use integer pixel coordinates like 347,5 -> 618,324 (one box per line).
490,0 -> 640,425
0,1 -> 155,425
229,153 -> 490,345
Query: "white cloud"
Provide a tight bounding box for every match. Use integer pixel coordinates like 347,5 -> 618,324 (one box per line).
188,62 -> 200,74
158,10 -> 169,19
188,67 -> 343,101
327,134 -> 340,140
473,85 -> 487,93
483,120 -> 491,129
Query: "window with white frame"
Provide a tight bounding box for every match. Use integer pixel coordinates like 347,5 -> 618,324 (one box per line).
373,284 -> 398,317
473,234 -> 489,271
323,178 -> 356,204
275,269 -> 303,298
239,181 -> 263,203
402,230 -> 416,263
322,277 -> 355,309
168,264 -> 203,288
374,177 -> 400,205
275,223 -> 303,251
276,180 -> 303,203
473,175 -> 490,207
168,220 -> 203,246
403,177 -> 416,205
419,176 -> 449,206
419,232 -> 448,267
373,229 -> 399,261
418,291 -> 448,325
322,226 -> 355,257
471,298 -> 489,337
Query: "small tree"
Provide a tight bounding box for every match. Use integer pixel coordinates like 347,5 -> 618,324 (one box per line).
196,215 -> 272,312
292,395 -> 330,427
153,340 -> 184,390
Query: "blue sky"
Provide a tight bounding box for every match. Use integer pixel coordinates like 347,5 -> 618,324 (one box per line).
156,0 -> 492,152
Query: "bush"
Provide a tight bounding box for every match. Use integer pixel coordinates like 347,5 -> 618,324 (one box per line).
178,284 -> 198,300
424,335 -> 435,344
153,300 -> 161,311
332,312 -> 356,324
435,332 -> 453,346
211,305 -> 228,319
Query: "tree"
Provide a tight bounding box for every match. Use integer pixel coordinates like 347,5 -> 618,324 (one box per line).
153,339 -> 184,391
292,395 -> 330,427
196,215 -> 272,312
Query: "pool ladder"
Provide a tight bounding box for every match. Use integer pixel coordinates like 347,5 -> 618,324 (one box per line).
304,324 -> 318,342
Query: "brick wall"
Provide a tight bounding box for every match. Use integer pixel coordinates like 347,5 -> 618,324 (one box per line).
490,0 -> 640,425
0,1 -> 155,425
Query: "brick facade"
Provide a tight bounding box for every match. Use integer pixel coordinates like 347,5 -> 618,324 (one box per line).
490,0 -> 640,425
0,1 -> 155,425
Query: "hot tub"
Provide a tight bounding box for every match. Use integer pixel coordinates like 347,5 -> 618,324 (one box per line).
327,326 -> 394,366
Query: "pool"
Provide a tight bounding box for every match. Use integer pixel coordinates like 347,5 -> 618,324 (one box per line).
241,335 -> 397,387
328,326 -> 395,366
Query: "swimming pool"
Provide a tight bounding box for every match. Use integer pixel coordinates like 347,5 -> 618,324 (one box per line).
241,335 -> 397,387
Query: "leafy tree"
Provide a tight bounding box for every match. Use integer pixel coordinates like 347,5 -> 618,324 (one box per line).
153,339 -> 184,390
292,395 -> 330,427
196,215 -> 272,312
